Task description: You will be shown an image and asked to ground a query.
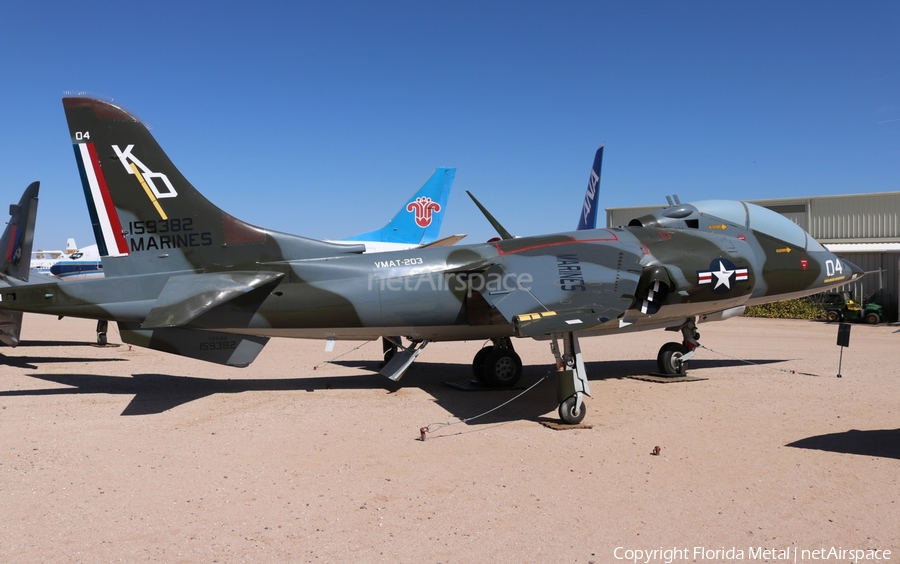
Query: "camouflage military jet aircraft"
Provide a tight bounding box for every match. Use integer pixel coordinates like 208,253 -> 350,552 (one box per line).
0,97 -> 863,424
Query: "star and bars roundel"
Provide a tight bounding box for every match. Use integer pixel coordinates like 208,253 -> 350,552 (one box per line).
697,258 -> 749,294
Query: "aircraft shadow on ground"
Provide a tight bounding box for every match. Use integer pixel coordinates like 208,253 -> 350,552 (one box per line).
0,353 -> 127,370
786,429 -> 900,460
334,357 -> 791,426
2,372 -> 393,416
15,340 -> 107,348
1,356 -> 789,421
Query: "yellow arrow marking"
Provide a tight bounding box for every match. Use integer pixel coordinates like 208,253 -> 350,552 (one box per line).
776,247 -> 792,253
708,224 -> 727,230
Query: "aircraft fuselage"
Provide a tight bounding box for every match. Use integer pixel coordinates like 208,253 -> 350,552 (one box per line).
0,224 -> 856,343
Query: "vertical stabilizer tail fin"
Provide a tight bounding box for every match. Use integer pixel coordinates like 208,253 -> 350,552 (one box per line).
343,167 -> 455,245
0,181 -> 39,347
1,182 -> 39,283
576,144 -> 603,231
63,97 -> 365,277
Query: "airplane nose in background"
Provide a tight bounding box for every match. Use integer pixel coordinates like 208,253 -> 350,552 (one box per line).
844,257 -> 865,278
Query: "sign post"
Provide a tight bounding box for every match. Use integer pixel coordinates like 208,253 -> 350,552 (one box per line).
836,323 -> 851,378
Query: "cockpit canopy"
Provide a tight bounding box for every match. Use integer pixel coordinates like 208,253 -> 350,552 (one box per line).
628,200 -> 825,251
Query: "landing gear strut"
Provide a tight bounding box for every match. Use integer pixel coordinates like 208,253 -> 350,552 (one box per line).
551,332 -> 590,425
96,320 -> 108,346
471,337 -> 522,388
656,317 -> 699,375
382,336 -> 400,367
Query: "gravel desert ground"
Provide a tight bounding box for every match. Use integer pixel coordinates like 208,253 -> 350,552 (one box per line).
1,313 -> 898,563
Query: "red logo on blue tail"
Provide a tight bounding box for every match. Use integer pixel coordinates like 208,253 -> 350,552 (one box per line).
407,197 -> 441,228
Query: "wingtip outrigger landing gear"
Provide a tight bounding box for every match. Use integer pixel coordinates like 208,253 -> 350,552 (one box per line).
471,337 -> 523,388
656,317 -> 699,375
551,332 -> 591,425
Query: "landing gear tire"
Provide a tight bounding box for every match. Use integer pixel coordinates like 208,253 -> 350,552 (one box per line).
558,396 -> 586,425
866,312 -> 880,325
471,346 -> 494,383
657,342 -> 689,375
481,348 -> 522,388
97,333 -> 107,346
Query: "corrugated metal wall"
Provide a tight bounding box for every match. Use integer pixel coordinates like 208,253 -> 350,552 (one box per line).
809,194 -> 900,241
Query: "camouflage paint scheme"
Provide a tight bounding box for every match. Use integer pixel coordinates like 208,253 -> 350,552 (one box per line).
0,98 -> 863,423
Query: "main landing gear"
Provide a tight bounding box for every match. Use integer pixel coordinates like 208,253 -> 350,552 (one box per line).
470,333 -> 591,425
471,337 -> 523,388
656,317 -> 699,375
550,332 -> 591,425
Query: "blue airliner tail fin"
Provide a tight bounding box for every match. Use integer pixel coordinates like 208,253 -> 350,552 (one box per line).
576,145 -> 604,230
344,167 -> 455,245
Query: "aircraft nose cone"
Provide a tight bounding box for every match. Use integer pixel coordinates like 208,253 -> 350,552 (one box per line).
845,258 -> 865,279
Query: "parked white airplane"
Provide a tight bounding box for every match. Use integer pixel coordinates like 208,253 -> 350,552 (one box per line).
31,238 -> 103,280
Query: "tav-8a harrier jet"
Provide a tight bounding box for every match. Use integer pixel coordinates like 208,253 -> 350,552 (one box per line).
0,97 -> 862,424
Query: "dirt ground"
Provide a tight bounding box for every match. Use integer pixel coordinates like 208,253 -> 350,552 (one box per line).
1,313 -> 898,563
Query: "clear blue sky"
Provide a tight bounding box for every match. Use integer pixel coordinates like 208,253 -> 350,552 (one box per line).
2,1 -> 898,251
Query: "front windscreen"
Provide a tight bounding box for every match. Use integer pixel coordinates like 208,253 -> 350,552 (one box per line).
691,200 -> 750,228
692,200 -> 820,250
745,203 -> 808,248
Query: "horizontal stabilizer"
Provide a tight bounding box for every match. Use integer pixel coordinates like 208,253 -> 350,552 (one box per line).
142,271 -> 284,328
119,323 -> 268,367
0,310 -> 23,346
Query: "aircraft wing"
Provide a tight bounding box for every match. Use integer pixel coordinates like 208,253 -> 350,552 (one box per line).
419,234 -> 467,248
476,242 -> 643,337
119,323 -> 269,367
142,271 -> 284,328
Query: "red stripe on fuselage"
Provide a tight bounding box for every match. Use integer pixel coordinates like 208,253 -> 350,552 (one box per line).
86,143 -> 129,255
493,231 -> 620,256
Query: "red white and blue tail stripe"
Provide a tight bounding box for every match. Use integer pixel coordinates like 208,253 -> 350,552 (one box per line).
73,142 -> 129,257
